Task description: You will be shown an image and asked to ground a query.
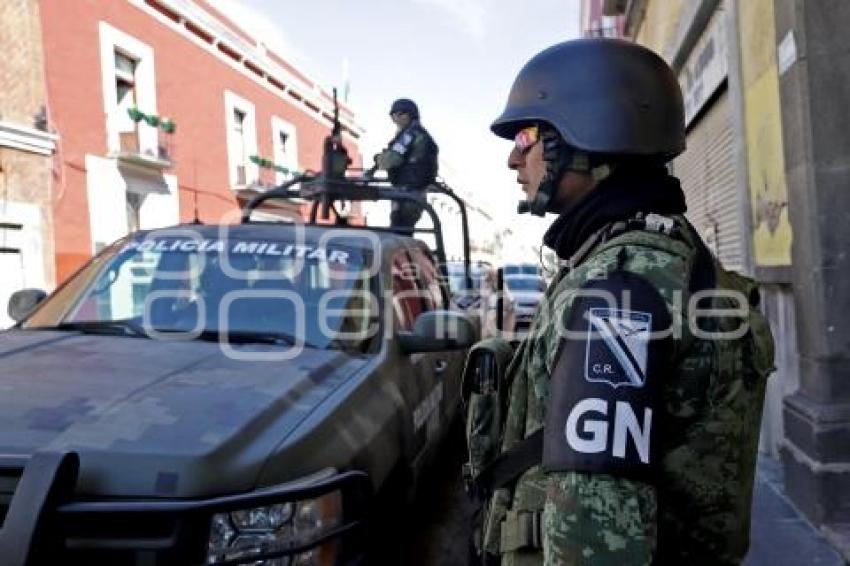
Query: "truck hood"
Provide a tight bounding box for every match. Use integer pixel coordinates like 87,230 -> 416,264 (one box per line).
0,330 -> 367,498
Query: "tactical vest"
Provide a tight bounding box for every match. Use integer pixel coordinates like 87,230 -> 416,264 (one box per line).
387,123 -> 439,189
463,214 -> 775,564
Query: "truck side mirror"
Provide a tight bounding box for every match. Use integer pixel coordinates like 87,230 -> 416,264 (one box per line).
398,310 -> 478,353
8,288 -> 47,323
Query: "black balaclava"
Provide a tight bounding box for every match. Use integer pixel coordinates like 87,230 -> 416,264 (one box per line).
542,161 -> 687,261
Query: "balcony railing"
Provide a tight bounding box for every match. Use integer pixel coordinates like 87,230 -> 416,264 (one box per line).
110,111 -> 175,170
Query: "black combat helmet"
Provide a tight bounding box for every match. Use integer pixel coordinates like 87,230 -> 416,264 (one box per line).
390,98 -> 420,120
491,38 -> 686,159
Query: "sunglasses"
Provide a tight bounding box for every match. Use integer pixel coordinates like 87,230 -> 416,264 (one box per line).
514,125 -> 540,154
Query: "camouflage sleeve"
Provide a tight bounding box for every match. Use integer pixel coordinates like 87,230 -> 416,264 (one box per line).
405,130 -> 431,163
538,245 -> 679,565
543,471 -> 657,565
376,148 -> 403,171
375,129 -> 412,171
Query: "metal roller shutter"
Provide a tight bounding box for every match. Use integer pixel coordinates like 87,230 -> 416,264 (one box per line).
671,87 -> 744,272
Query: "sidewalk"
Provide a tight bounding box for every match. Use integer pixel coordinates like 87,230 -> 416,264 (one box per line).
744,455 -> 846,565
398,445 -> 848,564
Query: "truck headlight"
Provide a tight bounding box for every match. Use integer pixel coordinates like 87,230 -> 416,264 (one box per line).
207,492 -> 342,565
231,503 -> 294,531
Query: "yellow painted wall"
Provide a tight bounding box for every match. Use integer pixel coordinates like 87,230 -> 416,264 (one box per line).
634,0 -> 686,56
739,0 -> 792,266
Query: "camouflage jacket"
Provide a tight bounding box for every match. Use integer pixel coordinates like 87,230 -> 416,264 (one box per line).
482,217 -> 775,566
377,121 -> 439,189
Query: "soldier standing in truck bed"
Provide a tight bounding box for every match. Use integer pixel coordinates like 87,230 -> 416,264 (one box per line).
375,98 -> 439,236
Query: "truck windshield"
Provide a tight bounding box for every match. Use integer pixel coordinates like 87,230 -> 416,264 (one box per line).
24,236 -> 376,352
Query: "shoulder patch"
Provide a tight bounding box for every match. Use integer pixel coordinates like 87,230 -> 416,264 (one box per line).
542,270 -> 673,483
585,307 -> 652,389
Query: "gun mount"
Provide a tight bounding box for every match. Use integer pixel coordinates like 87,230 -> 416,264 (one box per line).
241,86 -> 472,288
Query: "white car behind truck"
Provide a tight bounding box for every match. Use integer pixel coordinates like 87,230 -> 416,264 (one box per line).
504,274 -> 546,335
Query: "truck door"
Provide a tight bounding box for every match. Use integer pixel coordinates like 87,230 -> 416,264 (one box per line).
409,246 -> 466,462
390,248 -> 443,461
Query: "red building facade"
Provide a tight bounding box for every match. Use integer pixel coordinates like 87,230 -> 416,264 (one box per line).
580,0 -> 626,38
39,0 -> 363,282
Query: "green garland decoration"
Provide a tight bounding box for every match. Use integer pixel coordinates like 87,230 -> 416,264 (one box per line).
160,118 -> 176,134
127,108 -> 176,134
249,154 -> 300,176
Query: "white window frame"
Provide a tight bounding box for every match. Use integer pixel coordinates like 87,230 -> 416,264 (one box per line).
271,116 -> 298,184
99,22 -> 157,156
224,91 -> 258,188
0,121 -> 57,155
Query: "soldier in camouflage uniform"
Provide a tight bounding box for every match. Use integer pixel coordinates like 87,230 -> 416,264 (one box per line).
375,98 -> 439,235
463,39 -> 775,565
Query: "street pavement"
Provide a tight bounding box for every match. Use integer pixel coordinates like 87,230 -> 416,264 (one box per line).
393,439 -> 846,565
744,456 -> 846,566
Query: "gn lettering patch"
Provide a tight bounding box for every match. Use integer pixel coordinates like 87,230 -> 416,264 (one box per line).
585,308 -> 652,388
543,271 -> 673,483
564,398 -> 652,464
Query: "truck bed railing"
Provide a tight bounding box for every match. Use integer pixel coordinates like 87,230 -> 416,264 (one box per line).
240,175 -> 473,290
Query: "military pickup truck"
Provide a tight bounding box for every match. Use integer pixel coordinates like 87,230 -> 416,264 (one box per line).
0,173 -> 478,564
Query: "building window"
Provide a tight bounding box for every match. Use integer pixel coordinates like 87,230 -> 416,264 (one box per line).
114,50 -> 139,152
233,109 -> 248,185
99,22 -> 157,156
271,116 -> 298,184
224,91 -> 258,188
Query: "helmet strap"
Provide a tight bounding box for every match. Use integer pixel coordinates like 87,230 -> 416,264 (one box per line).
591,163 -> 612,183
518,129 -> 606,216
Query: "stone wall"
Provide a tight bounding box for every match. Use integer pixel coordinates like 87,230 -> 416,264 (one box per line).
0,0 -> 55,291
